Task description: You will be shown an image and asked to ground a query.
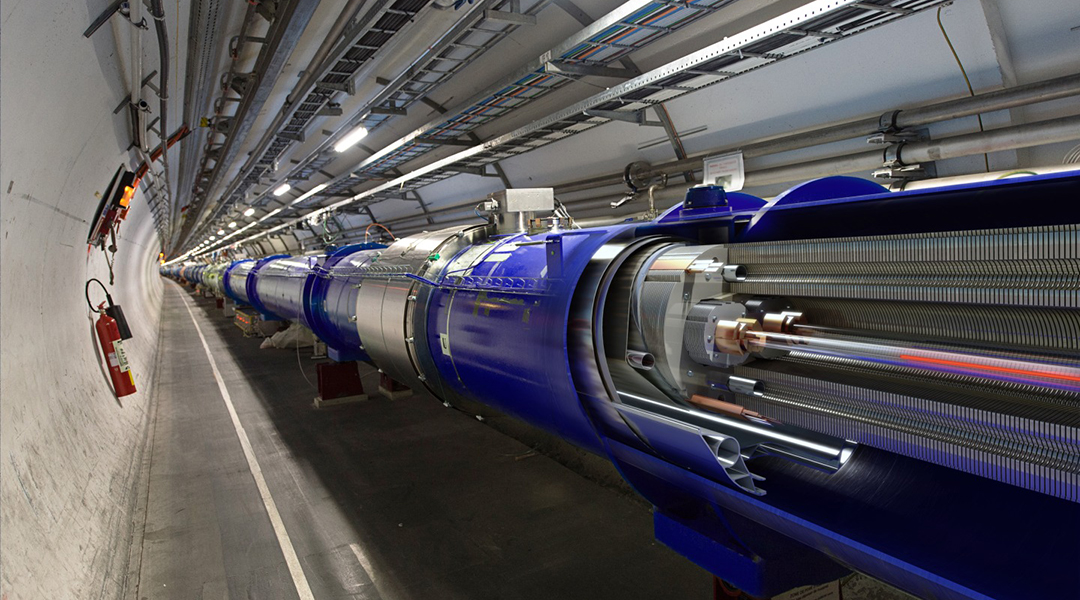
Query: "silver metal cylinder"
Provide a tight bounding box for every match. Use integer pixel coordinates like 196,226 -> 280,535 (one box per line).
226,261 -> 256,304
721,264 -> 746,283
902,115 -> 1080,165
254,255 -> 316,323
626,350 -> 655,371
354,225 -> 487,392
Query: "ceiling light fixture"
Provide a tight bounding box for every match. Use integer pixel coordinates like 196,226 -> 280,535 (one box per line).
243,207 -> 256,217
273,183 -> 292,196
334,125 -> 368,153
228,221 -> 237,228
290,183 -> 329,206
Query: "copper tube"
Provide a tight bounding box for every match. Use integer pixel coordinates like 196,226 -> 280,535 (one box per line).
688,395 -> 764,421
714,318 -> 762,355
762,311 -> 804,334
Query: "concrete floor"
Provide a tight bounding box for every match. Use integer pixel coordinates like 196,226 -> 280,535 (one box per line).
132,282 -> 712,599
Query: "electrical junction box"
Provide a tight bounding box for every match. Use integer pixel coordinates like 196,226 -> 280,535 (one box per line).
234,307 -> 278,337
490,188 -> 556,234
492,188 -> 555,212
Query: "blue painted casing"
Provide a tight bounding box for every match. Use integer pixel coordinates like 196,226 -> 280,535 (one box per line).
243,254 -> 289,320
222,259 -> 254,304
424,227 -> 633,454
304,243 -> 385,362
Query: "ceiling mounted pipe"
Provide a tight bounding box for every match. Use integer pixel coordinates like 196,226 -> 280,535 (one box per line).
745,114 -> 1080,188
551,73 -> 1080,196
369,74 -> 1080,231
202,72 -> 1080,254
175,0 -> 321,250
148,0 -> 172,222
383,114 -> 1080,238
223,0 -> 370,202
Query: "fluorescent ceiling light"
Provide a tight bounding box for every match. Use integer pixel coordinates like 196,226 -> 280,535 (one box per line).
334,125 -> 368,153
228,221 -> 237,228
273,183 -> 292,196
209,236 -> 216,241
243,208 -> 256,217
290,183 -> 329,206
217,229 -> 225,235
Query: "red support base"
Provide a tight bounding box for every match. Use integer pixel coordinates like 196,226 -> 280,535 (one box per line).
378,372 -> 412,400
313,361 -> 367,408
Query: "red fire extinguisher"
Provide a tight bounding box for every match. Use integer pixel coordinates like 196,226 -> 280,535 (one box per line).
88,278 -> 137,398
95,303 -> 137,397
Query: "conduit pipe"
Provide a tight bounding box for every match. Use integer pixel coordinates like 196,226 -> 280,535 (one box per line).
257,74 -> 1080,253
369,114 -> 1080,239
222,0 -> 369,202
129,0 -> 145,152
289,0 -> 369,107
148,0 -> 172,211
745,114 -> 1080,188
554,73 -> 1080,195
350,74 -> 1080,236
180,0 -> 321,247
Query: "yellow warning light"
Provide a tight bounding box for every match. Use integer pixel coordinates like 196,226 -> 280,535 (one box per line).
119,185 -> 135,208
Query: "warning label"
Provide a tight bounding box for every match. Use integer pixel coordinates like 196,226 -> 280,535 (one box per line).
112,339 -> 131,372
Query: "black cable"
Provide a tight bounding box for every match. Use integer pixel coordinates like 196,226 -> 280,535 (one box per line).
104,251 -> 116,286
85,278 -> 112,312
937,7 -> 990,173
106,223 -> 119,285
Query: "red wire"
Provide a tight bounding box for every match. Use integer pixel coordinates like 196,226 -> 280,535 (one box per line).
365,223 -> 396,242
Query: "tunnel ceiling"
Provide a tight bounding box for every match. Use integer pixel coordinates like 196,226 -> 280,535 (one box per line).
115,0 -> 1079,262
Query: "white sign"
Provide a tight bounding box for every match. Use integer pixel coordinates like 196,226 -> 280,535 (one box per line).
703,151 -> 745,191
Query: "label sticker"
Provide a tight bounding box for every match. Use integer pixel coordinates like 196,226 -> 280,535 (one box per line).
439,333 -> 451,357
484,253 -> 511,263
112,339 -> 131,372
703,151 -> 745,191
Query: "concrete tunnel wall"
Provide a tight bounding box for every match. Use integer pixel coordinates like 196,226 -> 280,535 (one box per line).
1,1 -> 165,598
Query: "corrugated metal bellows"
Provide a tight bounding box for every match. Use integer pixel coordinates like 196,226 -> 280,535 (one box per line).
725,223 -> 1080,502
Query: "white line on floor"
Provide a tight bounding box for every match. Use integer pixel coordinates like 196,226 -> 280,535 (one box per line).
349,543 -> 377,584
180,292 -> 316,600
